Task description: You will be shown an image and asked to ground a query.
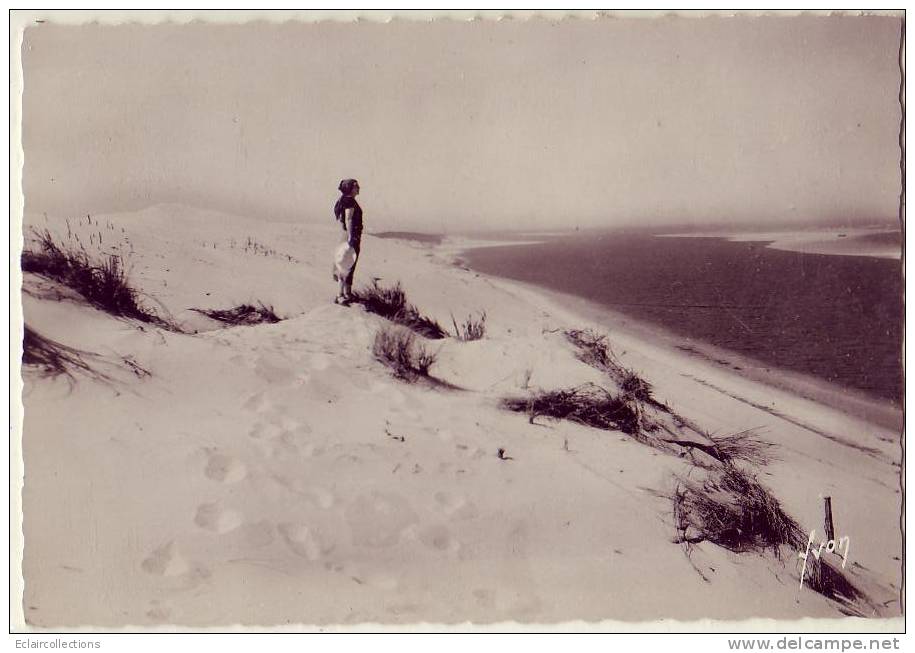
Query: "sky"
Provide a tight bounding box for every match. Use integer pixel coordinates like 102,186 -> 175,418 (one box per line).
19,14 -> 903,232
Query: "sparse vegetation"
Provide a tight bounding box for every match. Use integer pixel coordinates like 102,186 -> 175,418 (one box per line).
22,326 -> 92,379
373,327 -> 438,381
191,302 -> 280,326
708,429 -> 778,467
515,325 -> 865,609
619,369 -> 654,402
565,328 -> 617,371
22,229 -> 169,327
672,464 -> 865,608
20,325 -> 111,386
451,311 -> 486,341
357,280 -> 447,339
565,328 -> 658,405
673,464 -> 800,555
501,382 -> 654,437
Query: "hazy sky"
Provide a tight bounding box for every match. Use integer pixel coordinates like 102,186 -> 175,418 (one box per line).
20,15 -> 903,231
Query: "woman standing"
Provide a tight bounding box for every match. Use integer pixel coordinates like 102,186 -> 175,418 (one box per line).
333,178 -> 363,305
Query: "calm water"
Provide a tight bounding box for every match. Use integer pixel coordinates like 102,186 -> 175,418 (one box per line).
462,232 -> 903,405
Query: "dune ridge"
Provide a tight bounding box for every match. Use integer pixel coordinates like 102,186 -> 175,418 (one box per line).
15,205 -> 902,628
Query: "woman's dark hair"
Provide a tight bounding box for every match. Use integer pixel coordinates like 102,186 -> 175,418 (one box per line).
338,178 -> 359,195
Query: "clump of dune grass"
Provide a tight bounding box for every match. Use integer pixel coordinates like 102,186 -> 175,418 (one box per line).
191,302 -> 280,326
501,382 -> 654,437
565,328 -> 658,404
356,280 -> 447,339
672,464 -> 865,608
373,327 -> 438,381
565,328 -> 617,370
451,311 -> 486,341
619,369 -> 655,402
562,333 -> 863,608
708,429 -> 778,466
673,465 -> 799,555
659,428 -> 777,468
22,326 -> 91,379
22,229 -> 169,327
21,325 -> 108,386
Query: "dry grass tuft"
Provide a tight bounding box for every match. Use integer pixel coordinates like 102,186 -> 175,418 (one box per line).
565,328 -> 657,403
21,325 -> 105,384
191,302 -> 280,326
22,229 -> 169,327
451,311 -> 486,341
501,382 -> 652,437
672,464 -> 865,607
373,327 -> 438,381
709,429 -> 778,467
564,328 -> 617,370
673,465 -> 799,555
356,280 -> 447,339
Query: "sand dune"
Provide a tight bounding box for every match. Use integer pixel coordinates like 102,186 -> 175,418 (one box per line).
15,205 -> 903,629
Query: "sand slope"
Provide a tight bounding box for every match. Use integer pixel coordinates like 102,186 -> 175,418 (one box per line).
16,205 -> 903,628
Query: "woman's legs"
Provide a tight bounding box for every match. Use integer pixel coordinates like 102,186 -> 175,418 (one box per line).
343,243 -> 360,299
343,255 -> 358,298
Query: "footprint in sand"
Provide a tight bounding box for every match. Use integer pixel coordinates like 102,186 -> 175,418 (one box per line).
269,475 -> 335,509
203,450 -> 247,484
278,522 -> 334,561
236,520 -> 276,548
345,492 -> 418,548
303,486 -> 335,509
145,601 -> 171,623
254,355 -> 296,384
341,565 -> 400,591
194,502 -> 243,534
455,443 -> 487,460
272,415 -> 302,431
308,354 -> 331,371
242,392 -> 272,414
472,588 -> 494,608
141,541 -> 190,577
417,523 -> 461,554
433,491 -> 478,520
248,422 -> 281,440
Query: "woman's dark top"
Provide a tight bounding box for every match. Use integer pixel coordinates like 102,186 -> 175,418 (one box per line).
334,196 -> 363,251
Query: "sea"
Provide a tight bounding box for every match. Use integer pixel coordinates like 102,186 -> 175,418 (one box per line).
457,228 -> 904,406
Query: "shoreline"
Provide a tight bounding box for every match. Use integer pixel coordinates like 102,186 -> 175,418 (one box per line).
653,227 -> 900,260
442,242 -> 902,435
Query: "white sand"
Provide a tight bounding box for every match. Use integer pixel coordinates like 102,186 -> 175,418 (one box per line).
659,228 -> 902,260
15,205 -> 903,629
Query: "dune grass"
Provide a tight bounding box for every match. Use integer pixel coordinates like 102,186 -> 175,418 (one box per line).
22,326 -> 93,379
673,464 -> 800,555
356,280 -> 447,339
708,429 -> 778,467
501,382 -> 653,437
451,311 -> 486,341
191,302 -> 280,326
565,328 -> 657,404
534,326 -> 863,609
372,327 -> 438,381
672,464 -> 865,608
22,229 -> 169,328
20,325 -> 115,387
